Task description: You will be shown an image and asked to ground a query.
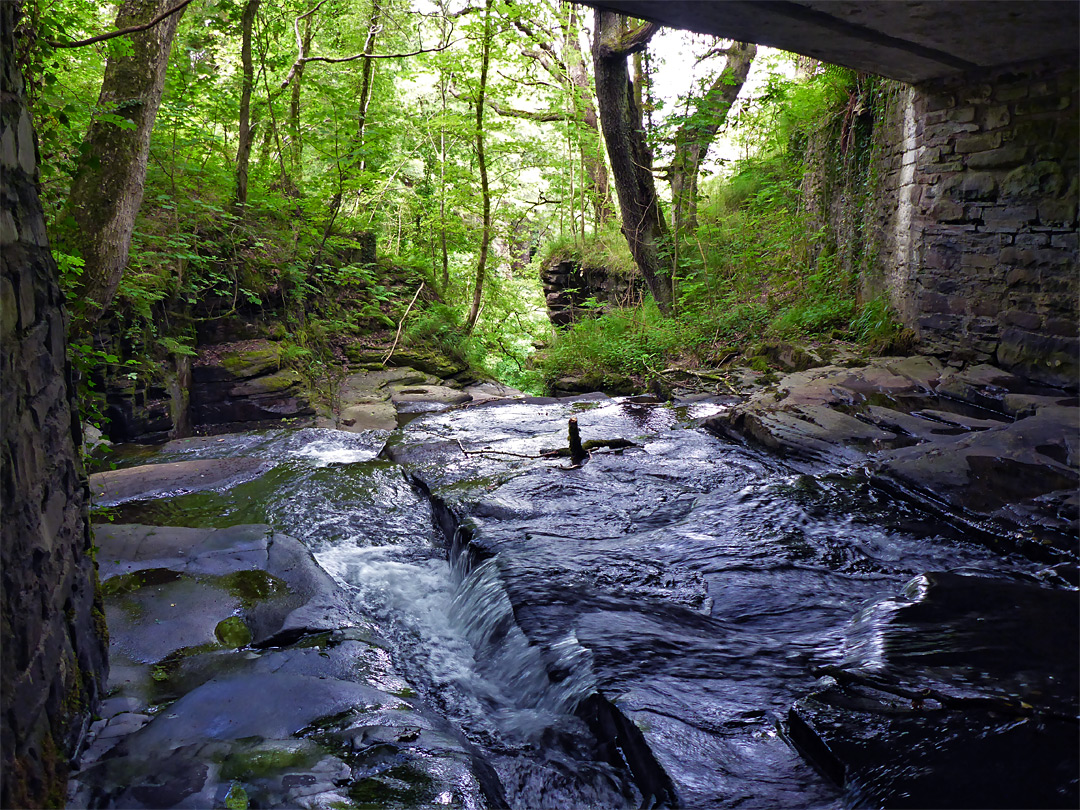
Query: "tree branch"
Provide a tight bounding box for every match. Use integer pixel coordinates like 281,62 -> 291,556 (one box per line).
597,19 -> 659,58
383,282 -> 425,366
280,36 -> 461,89
487,99 -> 567,122
48,0 -> 195,48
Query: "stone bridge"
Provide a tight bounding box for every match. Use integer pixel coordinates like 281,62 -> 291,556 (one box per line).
586,0 -> 1079,388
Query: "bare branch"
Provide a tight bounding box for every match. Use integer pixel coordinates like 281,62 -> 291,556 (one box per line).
48,0 -> 194,48
384,283 -> 425,366
281,35 -> 462,89
694,44 -> 737,66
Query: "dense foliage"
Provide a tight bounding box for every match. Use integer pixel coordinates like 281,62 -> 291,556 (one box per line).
22,0 -> 904,408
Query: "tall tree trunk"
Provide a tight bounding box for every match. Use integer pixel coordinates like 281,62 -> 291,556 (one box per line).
465,0 -> 493,333
64,0 -> 186,334
234,0 -> 261,209
564,5 -> 614,224
670,41 -> 756,236
354,0 -> 382,174
288,14 -> 314,180
591,10 -> 671,313
439,64 -> 450,293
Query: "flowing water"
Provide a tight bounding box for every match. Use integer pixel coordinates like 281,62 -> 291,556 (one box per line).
102,398 -> 1061,808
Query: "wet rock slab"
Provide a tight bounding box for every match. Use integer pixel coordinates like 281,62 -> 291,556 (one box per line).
385,395 -> 1034,808
71,523 -> 504,809
788,572 -> 1079,809
706,359 -> 1078,559
89,458 -> 272,505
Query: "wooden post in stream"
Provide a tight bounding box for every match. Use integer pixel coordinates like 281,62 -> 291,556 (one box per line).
568,418 -> 588,467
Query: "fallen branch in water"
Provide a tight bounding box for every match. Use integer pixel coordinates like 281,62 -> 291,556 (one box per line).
455,439 -> 561,460
454,424 -> 637,464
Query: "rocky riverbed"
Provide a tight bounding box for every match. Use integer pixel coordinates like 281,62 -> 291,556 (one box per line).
72,357 -> 1078,809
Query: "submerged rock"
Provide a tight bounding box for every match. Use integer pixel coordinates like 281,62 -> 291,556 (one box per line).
89,458 -> 272,505
788,572 -> 1079,809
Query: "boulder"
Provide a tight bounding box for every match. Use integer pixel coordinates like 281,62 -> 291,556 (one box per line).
72,523 -> 505,810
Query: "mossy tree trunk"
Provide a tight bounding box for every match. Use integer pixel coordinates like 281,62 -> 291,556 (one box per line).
591,10 -> 671,314
670,42 -> 756,237
64,0 -> 186,335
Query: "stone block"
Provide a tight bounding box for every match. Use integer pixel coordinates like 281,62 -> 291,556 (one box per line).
0,274 -> 16,339
1050,232 -> 1078,250
927,121 -> 979,139
919,291 -> 949,313
972,299 -> 1000,318
924,92 -> 955,112
996,327 -> 1080,390
1033,142 -> 1069,161
1004,266 -> 1040,286
1012,232 -> 1051,249
965,146 -> 1028,169
17,266 -> 35,330
945,172 -> 997,201
1045,317 -> 1079,337
1015,96 -> 1072,116
983,105 -> 1011,129
1037,199 -> 1078,227
955,133 -> 1002,154
994,84 -> 1028,102
928,198 -> 965,221
980,205 -> 1038,231
1002,162 -> 1066,198
917,313 -> 962,333
961,84 -> 993,104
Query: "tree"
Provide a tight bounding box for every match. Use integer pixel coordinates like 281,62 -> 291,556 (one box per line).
234,0 -> 261,209
591,9 -> 671,313
465,0 -> 494,332
669,41 -> 756,236
500,1 -> 614,226
63,0 -> 188,334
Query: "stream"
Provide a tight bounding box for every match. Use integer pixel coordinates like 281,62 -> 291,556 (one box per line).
95,395 -> 1073,808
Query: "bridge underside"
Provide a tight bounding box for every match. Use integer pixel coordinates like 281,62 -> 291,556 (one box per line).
584,1 -> 1079,83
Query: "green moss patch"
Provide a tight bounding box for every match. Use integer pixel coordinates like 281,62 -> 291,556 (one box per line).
220,570 -> 288,607
215,616 -> 252,648
101,568 -> 182,597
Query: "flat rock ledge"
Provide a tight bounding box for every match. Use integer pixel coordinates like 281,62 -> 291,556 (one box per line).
705,358 -> 1078,562
315,365 -> 522,433
69,523 -> 505,810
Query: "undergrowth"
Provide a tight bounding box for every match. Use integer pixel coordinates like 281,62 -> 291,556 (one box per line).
537,62 -> 907,391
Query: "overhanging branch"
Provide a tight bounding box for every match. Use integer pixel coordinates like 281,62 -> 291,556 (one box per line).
48,0 -> 195,48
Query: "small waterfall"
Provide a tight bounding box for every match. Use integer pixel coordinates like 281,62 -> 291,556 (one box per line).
841,574 -> 928,672
450,557 -> 597,731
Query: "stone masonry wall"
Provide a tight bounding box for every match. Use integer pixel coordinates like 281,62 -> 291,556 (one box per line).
1,6 -> 108,807
866,58 -> 1079,389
